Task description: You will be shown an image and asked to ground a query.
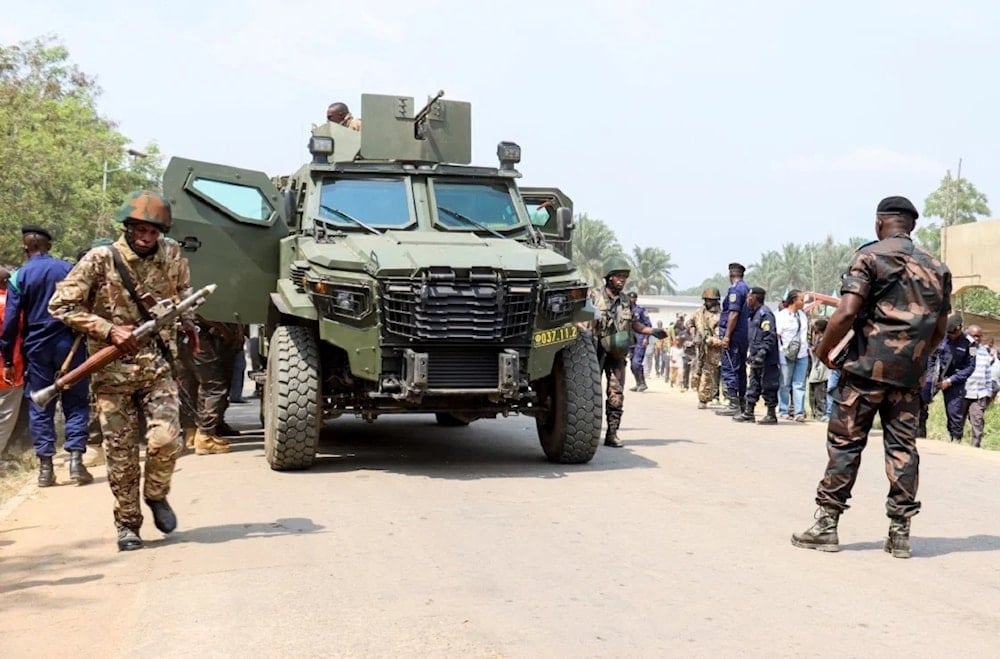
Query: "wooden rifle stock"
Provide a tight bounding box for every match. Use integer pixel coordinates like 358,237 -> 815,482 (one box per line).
31,345 -> 125,407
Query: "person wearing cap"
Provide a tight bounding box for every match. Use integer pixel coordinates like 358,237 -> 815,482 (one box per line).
733,287 -> 779,424
792,195 -> 951,559
919,313 -> 975,442
687,287 -> 724,408
0,225 -> 92,487
49,191 -> 200,551
626,291 -> 652,392
716,262 -> 751,416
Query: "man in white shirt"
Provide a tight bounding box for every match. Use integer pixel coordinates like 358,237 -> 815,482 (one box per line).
962,326 -> 994,448
776,290 -> 809,421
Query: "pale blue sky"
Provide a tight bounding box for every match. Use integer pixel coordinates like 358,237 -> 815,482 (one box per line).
5,0 -> 997,288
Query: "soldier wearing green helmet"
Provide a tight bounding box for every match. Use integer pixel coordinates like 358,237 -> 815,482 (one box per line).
686,286 -> 725,409
48,189 -> 201,551
594,256 -> 667,448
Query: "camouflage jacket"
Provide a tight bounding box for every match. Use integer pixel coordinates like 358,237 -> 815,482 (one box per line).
48,235 -> 194,393
595,288 -> 633,337
687,305 -> 723,349
840,234 -> 952,388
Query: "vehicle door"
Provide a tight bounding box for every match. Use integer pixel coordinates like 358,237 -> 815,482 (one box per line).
163,156 -> 288,324
520,187 -> 574,259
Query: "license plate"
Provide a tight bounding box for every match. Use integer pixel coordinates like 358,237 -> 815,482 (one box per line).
532,324 -> 578,348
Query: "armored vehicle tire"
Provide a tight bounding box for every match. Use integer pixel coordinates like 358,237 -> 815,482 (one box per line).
435,413 -> 472,426
535,332 -> 602,463
264,325 -> 321,471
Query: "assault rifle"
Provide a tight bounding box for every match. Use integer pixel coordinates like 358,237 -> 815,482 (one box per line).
31,284 -> 217,406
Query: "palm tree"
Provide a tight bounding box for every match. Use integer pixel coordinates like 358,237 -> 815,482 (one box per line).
572,213 -> 625,288
628,245 -> 678,295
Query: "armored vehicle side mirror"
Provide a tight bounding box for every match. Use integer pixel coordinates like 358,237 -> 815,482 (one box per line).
556,207 -> 574,240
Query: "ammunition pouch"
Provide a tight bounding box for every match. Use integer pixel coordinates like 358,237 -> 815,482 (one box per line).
600,330 -> 635,359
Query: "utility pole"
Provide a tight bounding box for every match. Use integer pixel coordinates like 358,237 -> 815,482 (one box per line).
102,148 -> 148,194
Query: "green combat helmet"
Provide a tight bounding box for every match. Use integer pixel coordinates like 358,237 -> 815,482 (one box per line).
702,287 -> 721,300
116,190 -> 172,233
603,255 -> 632,279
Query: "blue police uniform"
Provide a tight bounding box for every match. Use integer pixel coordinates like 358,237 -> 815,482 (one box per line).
719,279 -> 750,406
920,333 -> 975,440
630,303 -> 652,378
746,303 -> 779,410
0,253 -> 89,457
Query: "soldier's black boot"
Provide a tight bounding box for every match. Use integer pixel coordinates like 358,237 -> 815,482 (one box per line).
604,415 -> 624,448
757,406 -> 778,425
916,422 -> 927,438
791,506 -> 841,552
733,405 -> 755,422
884,517 -> 911,559
636,372 -> 648,393
116,524 -> 143,551
715,399 -> 740,416
68,451 -> 94,485
145,497 -> 177,534
37,456 -> 55,487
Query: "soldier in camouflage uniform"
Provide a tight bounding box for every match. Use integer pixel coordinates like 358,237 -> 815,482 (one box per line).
49,191 -> 200,551
595,256 -> 667,448
327,102 -> 362,131
686,287 -> 723,409
177,317 -> 243,454
792,196 -> 951,559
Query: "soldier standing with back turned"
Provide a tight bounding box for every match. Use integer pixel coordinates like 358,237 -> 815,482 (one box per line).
595,257 -> 667,448
791,196 -> 951,559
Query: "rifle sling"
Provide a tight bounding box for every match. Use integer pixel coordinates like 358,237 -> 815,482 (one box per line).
109,246 -> 175,368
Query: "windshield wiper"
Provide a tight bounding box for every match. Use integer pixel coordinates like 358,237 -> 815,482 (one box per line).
436,206 -> 507,240
318,204 -> 382,236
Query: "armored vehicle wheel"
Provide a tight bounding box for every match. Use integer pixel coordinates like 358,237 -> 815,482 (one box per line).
264,326 -> 321,471
535,332 -> 602,463
435,412 -> 472,426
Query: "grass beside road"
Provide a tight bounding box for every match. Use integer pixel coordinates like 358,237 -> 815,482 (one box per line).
0,449 -> 36,508
925,397 -> 1000,449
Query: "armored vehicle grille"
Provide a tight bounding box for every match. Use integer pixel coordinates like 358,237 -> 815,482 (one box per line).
380,275 -> 536,341
427,349 -> 500,388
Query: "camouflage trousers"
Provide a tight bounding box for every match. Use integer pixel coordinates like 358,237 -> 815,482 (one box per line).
691,349 -> 722,403
599,350 -> 627,426
176,330 -> 240,432
816,372 -> 921,518
96,377 -> 182,530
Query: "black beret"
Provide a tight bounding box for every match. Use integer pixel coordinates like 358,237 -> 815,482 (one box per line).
728,262 -> 746,274
750,286 -> 766,297
876,196 -> 919,220
627,291 -> 638,299
947,314 -> 963,332
21,225 -> 53,241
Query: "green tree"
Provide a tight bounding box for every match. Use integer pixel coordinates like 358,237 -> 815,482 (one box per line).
571,213 -> 624,288
681,273 -> 730,296
917,170 -> 992,258
0,36 -> 162,263
628,245 -> 677,295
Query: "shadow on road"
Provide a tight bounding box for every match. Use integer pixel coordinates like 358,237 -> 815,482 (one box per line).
151,517 -> 326,546
0,536 -> 113,597
624,438 -> 698,447
840,534 -> 1000,557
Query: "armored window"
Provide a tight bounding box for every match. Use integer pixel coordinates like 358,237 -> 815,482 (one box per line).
431,181 -> 523,230
317,178 -> 412,229
189,178 -> 274,224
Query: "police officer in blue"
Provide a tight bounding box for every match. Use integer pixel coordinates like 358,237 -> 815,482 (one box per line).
627,291 -> 652,392
0,225 -> 91,487
919,313 -> 975,441
716,262 -> 751,416
734,286 -> 780,424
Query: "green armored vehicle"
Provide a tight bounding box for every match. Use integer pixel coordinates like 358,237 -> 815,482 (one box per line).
163,92 -> 601,470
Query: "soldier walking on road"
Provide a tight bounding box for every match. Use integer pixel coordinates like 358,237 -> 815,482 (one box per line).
733,287 -> 779,424
791,196 -> 951,559
49,191 -> 200,551
687,288 -> 723,409
595,257 -> 667,448
627,291 -> 652,392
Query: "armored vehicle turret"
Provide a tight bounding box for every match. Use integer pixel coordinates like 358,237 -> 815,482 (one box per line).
164,92 -> 601,470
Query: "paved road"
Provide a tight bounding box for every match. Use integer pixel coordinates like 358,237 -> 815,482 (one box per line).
2,379 -> 1000,657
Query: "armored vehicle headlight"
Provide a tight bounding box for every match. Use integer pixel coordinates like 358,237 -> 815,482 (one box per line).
305,278 -> 373,320
543,285 -> 588,322
309,136 -> 334,156
497,141 -> 521,170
